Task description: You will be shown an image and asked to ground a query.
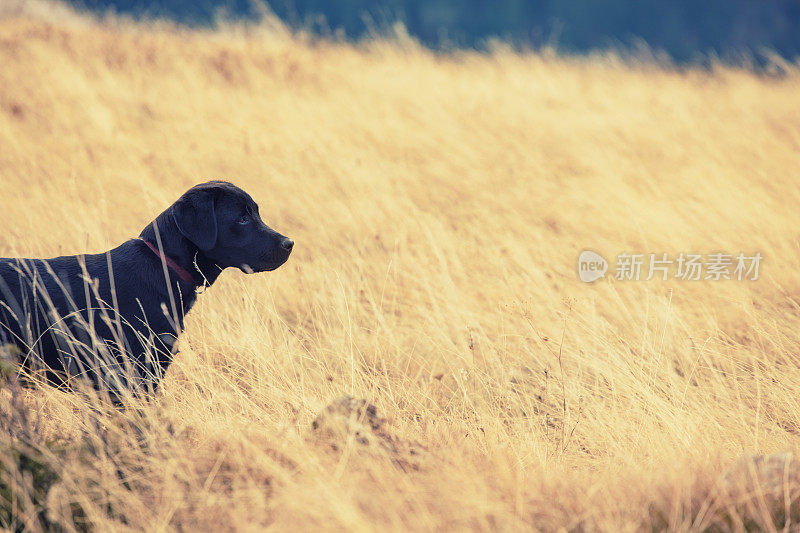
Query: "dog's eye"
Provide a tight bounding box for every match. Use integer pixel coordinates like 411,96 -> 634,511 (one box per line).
237,215 -> 250,225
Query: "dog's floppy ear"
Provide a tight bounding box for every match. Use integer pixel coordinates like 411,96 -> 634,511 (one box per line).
172,188 -> 218,251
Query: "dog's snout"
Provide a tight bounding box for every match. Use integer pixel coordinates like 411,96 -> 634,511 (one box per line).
280,237 -> 294,251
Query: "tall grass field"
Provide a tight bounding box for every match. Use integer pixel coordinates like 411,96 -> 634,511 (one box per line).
1,4 -> 800,531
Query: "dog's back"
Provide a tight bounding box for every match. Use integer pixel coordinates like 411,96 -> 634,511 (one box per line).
0,242 -> 181,394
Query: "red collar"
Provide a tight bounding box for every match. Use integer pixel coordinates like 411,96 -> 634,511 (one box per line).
141,240 -> 197,285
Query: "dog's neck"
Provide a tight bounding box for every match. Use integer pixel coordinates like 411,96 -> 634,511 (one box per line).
139,210 -> 225,289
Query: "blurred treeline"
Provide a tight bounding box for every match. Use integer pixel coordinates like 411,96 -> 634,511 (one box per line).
70,0 -> 800,62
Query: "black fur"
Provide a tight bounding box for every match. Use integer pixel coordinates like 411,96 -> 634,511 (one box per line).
0,181 -> 293,398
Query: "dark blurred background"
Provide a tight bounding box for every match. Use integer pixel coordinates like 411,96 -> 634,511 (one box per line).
69,0 -> 800,63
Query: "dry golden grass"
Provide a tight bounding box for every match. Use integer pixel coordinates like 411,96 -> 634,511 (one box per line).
1,4 -> 800,531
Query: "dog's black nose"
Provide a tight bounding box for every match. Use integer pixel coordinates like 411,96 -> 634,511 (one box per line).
280,238 -> 294,251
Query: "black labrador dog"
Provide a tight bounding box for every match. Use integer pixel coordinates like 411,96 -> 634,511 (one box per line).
0,180 -> 292,399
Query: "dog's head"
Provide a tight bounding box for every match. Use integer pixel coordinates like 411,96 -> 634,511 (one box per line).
171,181 -> 293,273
